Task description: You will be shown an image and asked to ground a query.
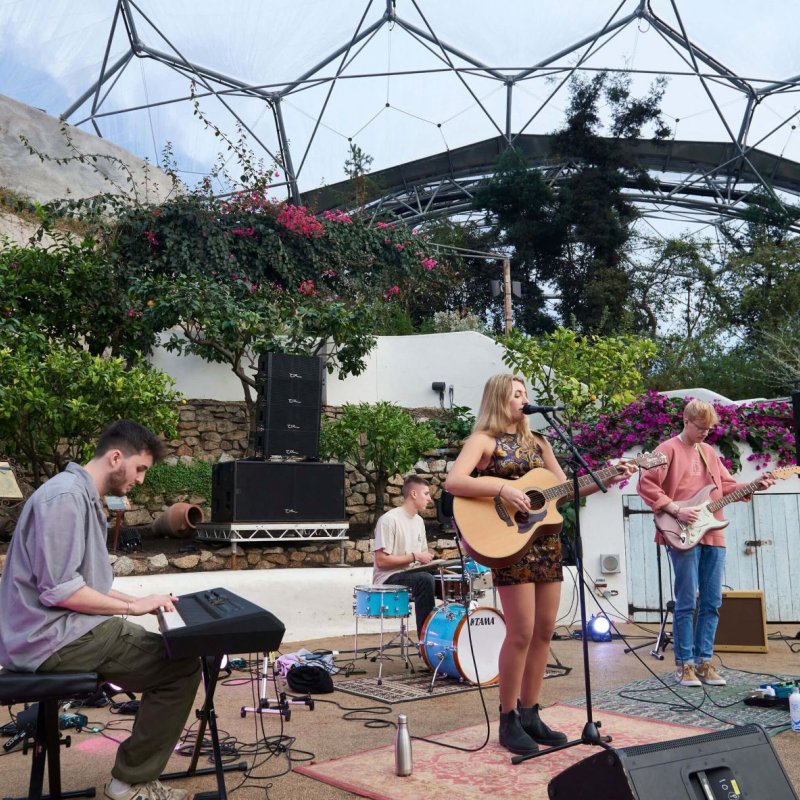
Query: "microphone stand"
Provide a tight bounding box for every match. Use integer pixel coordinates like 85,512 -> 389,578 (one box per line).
512,409 -> 614,766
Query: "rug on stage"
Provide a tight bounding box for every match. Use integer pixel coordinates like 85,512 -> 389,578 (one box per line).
295,703 -> 710,800
563,668 -> 798,735
335,662 -> 570,704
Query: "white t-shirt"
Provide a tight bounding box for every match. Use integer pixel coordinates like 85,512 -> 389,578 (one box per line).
372,505 -> 427,585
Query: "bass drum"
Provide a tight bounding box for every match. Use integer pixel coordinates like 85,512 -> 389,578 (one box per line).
419,604 -> 505,686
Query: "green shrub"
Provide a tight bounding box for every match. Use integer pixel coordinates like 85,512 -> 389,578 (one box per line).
130,460 -> 213,504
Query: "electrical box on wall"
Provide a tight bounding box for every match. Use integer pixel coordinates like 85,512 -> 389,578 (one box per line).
600,553 -> 621,574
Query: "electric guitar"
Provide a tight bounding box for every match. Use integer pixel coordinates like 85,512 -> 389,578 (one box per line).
452,452 -> 667,568
655,465 -> 800,550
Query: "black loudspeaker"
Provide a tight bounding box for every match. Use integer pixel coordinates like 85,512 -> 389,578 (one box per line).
211,460 -> 345,523
548,724 -> 797,800
254,353 -> 323,459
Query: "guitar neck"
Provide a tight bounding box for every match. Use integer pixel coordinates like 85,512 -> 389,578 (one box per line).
542,465 -> 622,502
706,481 -> 759,513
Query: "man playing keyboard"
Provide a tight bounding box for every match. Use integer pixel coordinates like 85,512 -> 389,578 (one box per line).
0,420 -> 201,800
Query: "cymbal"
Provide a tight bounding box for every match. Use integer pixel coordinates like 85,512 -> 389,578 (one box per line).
403,558 -> 461,574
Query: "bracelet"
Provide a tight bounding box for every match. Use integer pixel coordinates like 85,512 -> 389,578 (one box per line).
124,601 -> 132,618
498,484 -> 504,498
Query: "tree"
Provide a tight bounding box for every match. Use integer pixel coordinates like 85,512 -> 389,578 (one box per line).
112,186 -> 449,438
474,72 -> 671,334
0,329 -> 179,486
320,403 -> 440,523
501,326 -> 656,425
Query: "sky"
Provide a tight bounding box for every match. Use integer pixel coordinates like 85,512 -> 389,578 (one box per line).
2,0 -> 800,230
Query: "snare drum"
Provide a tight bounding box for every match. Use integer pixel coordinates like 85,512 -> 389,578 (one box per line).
420,604 -> 505,685
353,585 -> 410,618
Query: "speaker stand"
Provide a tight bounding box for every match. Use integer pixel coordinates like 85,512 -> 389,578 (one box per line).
512,413 -> 613,766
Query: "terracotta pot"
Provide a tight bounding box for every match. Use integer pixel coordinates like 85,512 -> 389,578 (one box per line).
151,502 -> 204,538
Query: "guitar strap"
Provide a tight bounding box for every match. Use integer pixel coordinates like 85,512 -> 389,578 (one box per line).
695,443 -> 720,491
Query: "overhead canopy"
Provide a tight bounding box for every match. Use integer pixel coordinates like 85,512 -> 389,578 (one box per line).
3,1 -> 800,232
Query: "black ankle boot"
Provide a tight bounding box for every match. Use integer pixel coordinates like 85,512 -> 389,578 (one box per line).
498,708 -> 539,755
517,701 -> 567,746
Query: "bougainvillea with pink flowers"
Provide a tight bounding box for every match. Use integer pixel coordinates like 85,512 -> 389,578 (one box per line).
567,390 -> 795,474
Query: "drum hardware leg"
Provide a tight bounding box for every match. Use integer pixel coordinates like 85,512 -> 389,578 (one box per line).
380,615 -> 417,674
427,656 -> 447,694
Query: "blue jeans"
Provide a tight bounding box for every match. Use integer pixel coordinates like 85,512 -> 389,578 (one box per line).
668,544 -> 725,665
390,571 -> 435,638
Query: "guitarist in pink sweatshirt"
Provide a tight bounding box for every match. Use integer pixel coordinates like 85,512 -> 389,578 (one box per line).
637,399 -> 774,688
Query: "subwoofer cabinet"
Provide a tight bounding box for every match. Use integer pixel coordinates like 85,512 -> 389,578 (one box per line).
211,460 -> 345,523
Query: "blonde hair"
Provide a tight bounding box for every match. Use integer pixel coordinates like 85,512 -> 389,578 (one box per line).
474,373 -> 535,447
683,398 -> 719,427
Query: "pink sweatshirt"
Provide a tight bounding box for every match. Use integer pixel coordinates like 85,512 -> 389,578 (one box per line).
636,436 -> 748,546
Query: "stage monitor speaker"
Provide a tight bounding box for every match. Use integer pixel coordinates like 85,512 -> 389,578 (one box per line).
211,460 -> 345,523
548,723 -> 798,800
715,590 -> 768,653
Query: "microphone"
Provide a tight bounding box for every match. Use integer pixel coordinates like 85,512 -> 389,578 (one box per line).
522,403 -> 564,415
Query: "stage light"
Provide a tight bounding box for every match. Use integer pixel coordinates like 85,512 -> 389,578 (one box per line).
587,613 -> 612,642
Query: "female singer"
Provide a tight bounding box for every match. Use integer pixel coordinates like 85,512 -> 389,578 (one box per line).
445,373 -> 633,754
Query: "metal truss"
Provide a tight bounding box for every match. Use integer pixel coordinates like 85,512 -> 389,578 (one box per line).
195,521 -> 350,543
62,0 -> 800,230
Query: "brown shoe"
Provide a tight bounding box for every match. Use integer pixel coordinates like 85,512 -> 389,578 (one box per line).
695,662 -> 726,686
676,663 -> 701,687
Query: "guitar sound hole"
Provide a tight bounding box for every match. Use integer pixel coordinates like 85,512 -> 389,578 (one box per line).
527,491 -> 545,511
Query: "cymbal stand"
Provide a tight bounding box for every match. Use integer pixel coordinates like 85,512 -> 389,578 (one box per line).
240,652 -> 314,721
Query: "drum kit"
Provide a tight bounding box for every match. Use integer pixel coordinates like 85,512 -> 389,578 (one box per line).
352,556 -> 504,689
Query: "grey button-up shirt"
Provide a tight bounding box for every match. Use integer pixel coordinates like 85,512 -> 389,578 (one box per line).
0,463 -> 113,670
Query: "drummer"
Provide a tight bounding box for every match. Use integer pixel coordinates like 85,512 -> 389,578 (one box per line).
372,476 -> 436,638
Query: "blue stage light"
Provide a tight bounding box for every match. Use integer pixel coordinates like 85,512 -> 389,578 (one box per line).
587,613 -> 612,642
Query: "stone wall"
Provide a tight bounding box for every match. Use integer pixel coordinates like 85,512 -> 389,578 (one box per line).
132,398 -> 455,528
101,398 -> 459,577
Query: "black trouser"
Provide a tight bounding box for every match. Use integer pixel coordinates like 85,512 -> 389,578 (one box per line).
390,571 -> 435,637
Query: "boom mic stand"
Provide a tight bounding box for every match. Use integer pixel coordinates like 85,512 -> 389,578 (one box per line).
513,410 -> 613,766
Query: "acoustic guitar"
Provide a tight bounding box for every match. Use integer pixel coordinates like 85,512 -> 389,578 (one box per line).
452,452 -> 667,568
655,465 -> 800,550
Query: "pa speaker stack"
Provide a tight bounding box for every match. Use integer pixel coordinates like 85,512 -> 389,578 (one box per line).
211,352 -> 346,524
252,352 -> 323,459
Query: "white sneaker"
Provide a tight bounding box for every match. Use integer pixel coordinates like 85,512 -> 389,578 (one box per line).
104,780 -> 188,800
676,663 -> 701,687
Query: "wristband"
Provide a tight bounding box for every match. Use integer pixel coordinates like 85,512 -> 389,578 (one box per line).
124,601 -> 132,618
498,484 -> 504,498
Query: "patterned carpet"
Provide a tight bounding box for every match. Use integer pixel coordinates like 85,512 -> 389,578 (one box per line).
563,667 -> 798,734
335,662 -> 571,704
295,703 -> 712,800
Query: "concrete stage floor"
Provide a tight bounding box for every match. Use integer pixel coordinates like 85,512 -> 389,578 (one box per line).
2,623 -> 799,799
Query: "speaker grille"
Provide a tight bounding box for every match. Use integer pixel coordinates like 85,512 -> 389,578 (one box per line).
212,461 -> 345,522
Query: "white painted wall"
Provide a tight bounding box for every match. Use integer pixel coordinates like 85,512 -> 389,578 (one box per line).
150,331 -> 508,412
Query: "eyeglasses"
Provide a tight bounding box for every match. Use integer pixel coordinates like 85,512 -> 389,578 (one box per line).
689,420 -> 713,434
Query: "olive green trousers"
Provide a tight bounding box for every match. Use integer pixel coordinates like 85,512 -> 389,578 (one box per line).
39,616 -> 201,784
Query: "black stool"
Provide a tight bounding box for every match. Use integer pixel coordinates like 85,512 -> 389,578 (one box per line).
0,670 -> 99,800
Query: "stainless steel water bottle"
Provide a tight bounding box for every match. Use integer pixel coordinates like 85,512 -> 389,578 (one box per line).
394,713 -> 412,776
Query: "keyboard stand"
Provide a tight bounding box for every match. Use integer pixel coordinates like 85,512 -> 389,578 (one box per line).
160,655 -> 247,800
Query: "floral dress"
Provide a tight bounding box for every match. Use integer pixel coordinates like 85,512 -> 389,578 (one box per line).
477,433 -> 563,586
